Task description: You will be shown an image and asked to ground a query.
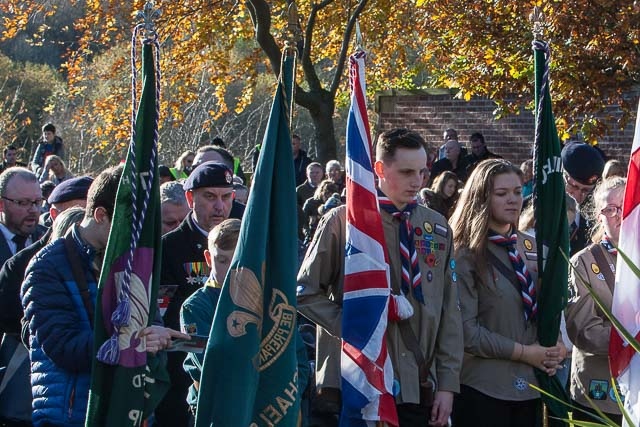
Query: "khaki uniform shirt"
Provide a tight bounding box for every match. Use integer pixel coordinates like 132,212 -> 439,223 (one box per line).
456,232 -> 540,401
297,204 -> 463,404
565,243 -> 621,414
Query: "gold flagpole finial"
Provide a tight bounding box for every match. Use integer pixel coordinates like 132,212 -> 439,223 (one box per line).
285,2 -> 302,54
529,6 -> 545,41
136,1 -> 161,40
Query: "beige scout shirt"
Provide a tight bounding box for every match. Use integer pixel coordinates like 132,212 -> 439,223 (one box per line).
565,243 -> 621,414
297,204 -> 463,404
456,232 -> 541,401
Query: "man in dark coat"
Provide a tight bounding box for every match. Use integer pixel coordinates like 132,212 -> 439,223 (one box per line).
156,161 -> 245,426
293,134 -> 313,186
464,132 -> 502,174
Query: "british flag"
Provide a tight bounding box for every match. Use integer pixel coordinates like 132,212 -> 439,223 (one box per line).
340,50 -> 398,427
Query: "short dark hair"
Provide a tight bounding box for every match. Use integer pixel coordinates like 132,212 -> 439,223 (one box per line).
212,137 -> 225,148
42,123 -> 56,133
85,165 -> 123,220
292,134 -> 301,141
375,128 -> 428,163
3,145 -> 17,156
470,132 -> 485,145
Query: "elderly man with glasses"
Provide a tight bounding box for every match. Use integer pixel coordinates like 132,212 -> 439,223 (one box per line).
561,141 -> 606,254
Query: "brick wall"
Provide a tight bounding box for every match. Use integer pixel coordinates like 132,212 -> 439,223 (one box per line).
374,90 -> 635,166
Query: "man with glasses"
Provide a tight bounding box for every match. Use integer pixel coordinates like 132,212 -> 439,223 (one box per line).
561,142 -> 606,254
0,167 -> 45,426
0,167 -> 45,267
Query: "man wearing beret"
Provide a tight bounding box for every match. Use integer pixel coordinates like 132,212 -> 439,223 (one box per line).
156,161 -> 245,426
561,141 -> 606,254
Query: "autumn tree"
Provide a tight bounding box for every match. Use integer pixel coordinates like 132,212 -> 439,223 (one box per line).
2,0 -> 640,167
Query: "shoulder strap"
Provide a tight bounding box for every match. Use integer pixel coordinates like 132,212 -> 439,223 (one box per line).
63,233 -> 94,329
397,319 -> 436,385
588,244 -> 615,294
487,251 -> 521,295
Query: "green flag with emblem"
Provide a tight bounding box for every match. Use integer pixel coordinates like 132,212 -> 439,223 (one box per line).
532,36 -> 570,424
86,28 -> 169,426
194,52 -> 300,426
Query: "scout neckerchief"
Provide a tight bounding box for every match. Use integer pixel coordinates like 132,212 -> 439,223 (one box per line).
204,278 -> 222,289
378,189 -> 424,304
600,234 -> 617,255
488,229 -> 537,321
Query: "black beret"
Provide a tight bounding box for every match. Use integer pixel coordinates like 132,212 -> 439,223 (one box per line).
561,142 -> 605,186
48,176 -> 94,204
183,161 -> 233,191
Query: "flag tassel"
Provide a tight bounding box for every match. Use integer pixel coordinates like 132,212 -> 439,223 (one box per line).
97,333 -> 120,365
111,297 -> 131,328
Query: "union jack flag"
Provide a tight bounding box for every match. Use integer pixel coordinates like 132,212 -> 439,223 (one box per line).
340,50 -> 398,427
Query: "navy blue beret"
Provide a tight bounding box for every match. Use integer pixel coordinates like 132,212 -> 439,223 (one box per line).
561,142 -> 605,186
48,176 -> 94,204
183,161 -> 233,191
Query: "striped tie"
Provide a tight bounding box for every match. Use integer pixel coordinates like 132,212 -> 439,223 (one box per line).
378,191 -> 424,304
488,230 -> 537,321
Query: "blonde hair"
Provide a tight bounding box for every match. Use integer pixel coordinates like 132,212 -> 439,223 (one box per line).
450,159 -> 523,276
207,218 -> 241,252
589,176 -> 626,243
174,150 -> 195,172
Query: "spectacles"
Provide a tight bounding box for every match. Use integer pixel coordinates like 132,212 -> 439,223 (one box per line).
2,196 -> 44,209
600,204 -> 622,218
564,174 -> 594,197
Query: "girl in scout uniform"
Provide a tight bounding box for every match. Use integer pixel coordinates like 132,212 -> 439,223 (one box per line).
565,176 -> 625,425
449,159 -> 567,427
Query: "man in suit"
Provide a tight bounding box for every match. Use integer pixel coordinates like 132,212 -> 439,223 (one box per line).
156,161 -> 244,426
0,167 -> 46,426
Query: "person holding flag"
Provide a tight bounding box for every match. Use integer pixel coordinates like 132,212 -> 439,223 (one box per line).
609,99 -> 640,427
449,159 -> 567,427
297,128 -> 463,426
565,176 -> 625,425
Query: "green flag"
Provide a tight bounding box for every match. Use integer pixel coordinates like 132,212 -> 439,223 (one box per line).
86,38 -> 168,426
194,53 -> 300,426
532,39 -> 570,423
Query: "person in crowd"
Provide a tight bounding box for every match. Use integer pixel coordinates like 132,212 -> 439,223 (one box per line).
0,145 -> 26,173
297,128 -> 462,427
419,170 -> 459,219
0,167 -> 46,266
21,166 -> 188,427
562,141 -> 606,254
158,161 -> 244,426
464,132 -> 502,174
37,154 -> 73,185
293,134 -> 313,186
0,206 -> 85,426
233,182 -> 249,205
159,165 -> 175,184
180,219 -> 241,416
437,127 -> 459,160
301,179 -> 340,246
450,159 -> 566,427
30,123 -> 65,174
39,180 -> 56,215
602,159 -> 626,179
520,159 -> 534,199
565,176 -> 626,425
193,145 -> 246,184
1,176 -> 93,336
325,160 -> 345,194
429,138 -> 469,186
0,168 -> 46,426
171,150 -> 195,180
160,181 -> 190,235
297,162 -> 324,239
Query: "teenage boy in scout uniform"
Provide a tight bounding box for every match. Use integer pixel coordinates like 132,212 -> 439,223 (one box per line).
297,128 -> 463,427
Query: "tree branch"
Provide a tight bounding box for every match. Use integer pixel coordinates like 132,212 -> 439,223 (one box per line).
301,0 -> 334,93
244,0 -> 283,79
329,0 -> 368,96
